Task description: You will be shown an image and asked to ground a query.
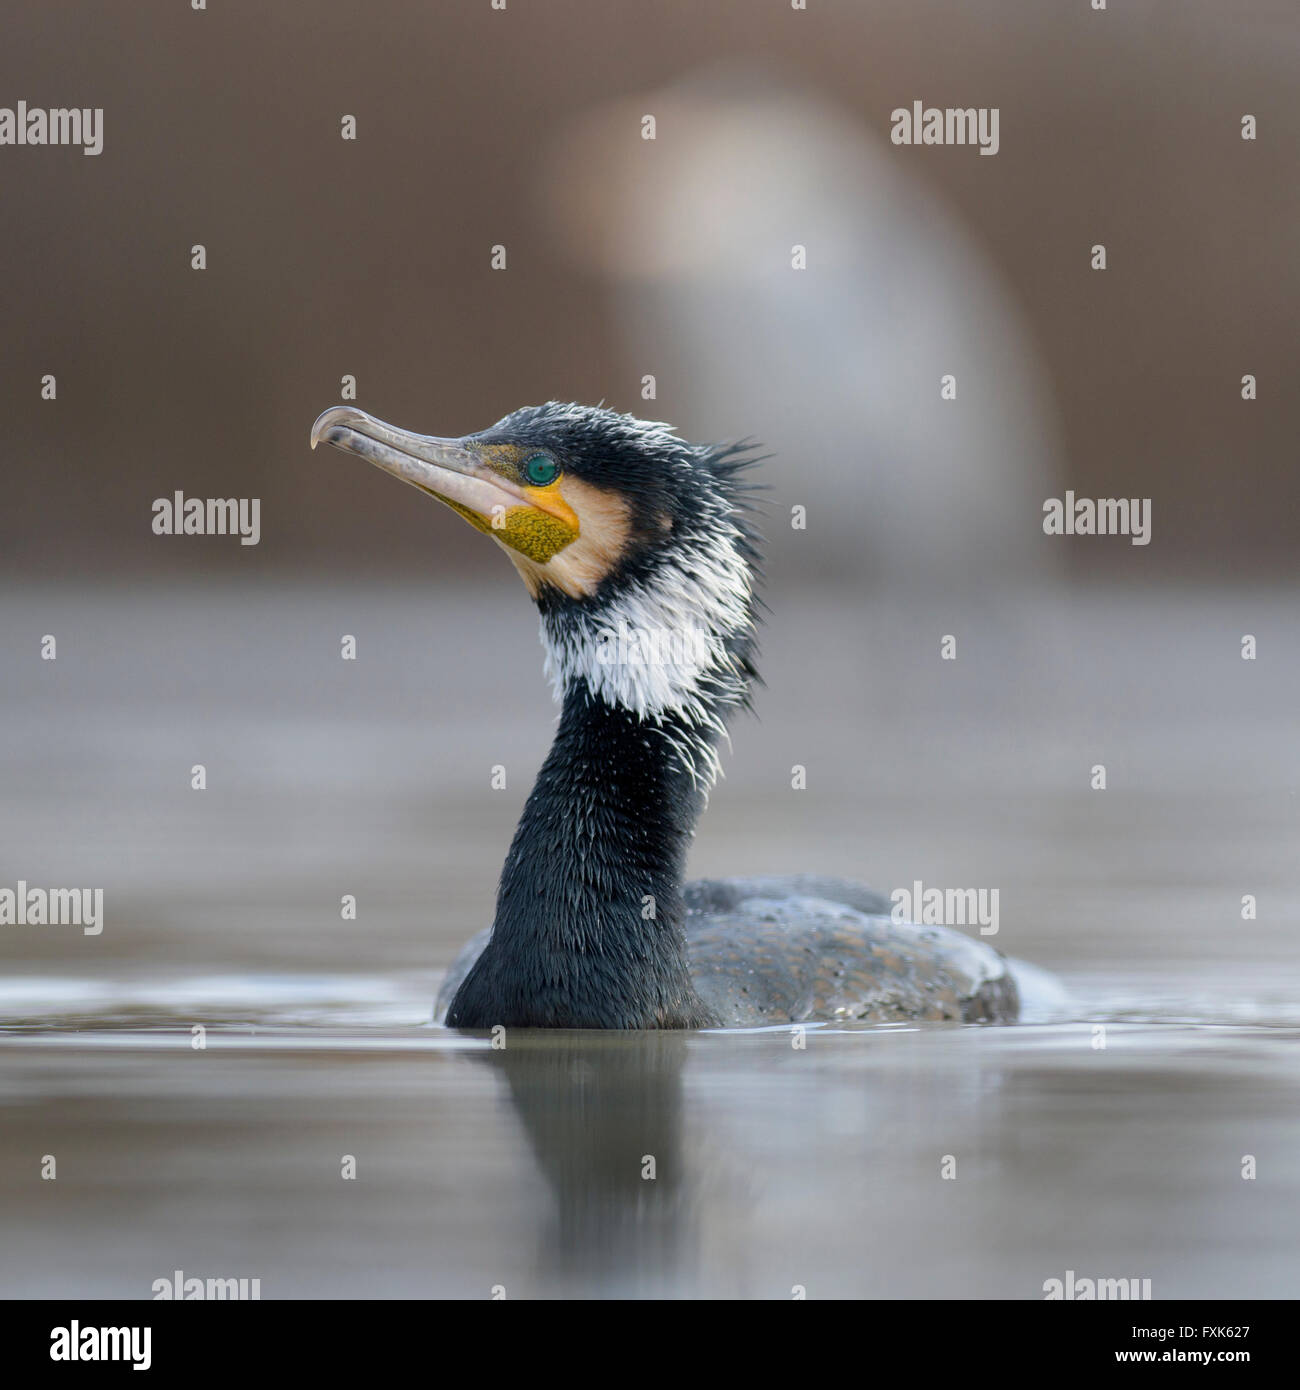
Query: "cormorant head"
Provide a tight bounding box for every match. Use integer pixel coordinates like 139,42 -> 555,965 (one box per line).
311,401 -> 762,739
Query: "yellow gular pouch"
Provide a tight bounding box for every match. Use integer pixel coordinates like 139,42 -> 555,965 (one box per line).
428,443 -> 629,599
502,485 -> 581,563
436,485 -> 579,564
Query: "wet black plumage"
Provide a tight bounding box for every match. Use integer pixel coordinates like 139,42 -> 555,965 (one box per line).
310,398 -> 1018,1028
420,404 -> 1018,1030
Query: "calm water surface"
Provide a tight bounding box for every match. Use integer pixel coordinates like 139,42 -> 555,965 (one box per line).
2,584 -> 1297,1297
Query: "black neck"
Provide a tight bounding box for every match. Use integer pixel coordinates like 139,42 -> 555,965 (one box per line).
446,682 -> 719,1029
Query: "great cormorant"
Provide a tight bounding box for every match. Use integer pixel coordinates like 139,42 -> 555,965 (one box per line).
310,402 -> 1019,1029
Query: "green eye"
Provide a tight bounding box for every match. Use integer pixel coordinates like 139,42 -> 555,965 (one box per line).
523,454 -> 559,487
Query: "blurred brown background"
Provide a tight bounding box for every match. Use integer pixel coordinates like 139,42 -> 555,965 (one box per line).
2,0 -> 1295,582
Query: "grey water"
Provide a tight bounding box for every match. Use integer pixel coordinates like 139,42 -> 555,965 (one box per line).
2,583 -> 1297,1298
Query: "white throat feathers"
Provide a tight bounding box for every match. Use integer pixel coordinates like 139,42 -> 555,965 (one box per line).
538,520 -> 755,789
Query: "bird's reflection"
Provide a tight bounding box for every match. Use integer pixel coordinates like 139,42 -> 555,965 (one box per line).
472,1030 -> 698,1293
